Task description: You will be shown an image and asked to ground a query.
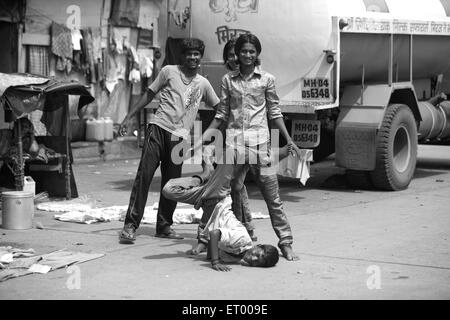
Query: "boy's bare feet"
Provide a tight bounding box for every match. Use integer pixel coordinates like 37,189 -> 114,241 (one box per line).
280,245 -> 299,261
186,243 -> 206,256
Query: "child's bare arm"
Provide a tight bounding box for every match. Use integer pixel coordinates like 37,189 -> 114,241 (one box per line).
209,229 -> 231,272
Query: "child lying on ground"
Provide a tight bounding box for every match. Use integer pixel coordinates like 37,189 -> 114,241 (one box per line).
162,165 -> 281,271
197,195 -> 279,271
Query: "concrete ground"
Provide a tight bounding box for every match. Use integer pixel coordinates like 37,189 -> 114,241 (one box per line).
0,143 -> 449,301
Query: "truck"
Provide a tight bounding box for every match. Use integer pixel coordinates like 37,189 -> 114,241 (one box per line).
162,0 -> 450,190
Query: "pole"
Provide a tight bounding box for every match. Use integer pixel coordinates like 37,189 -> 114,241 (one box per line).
16,119 -> 24,191
409,34 -> 413,83
65,103 -> 71,199
389,33 -> 393,86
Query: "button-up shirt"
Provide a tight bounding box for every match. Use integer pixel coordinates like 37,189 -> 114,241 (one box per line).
215,66 -> 283,147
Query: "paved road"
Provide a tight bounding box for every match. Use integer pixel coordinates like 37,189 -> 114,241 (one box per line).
0,144 -> 449,300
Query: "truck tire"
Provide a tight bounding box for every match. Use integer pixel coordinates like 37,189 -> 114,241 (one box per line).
346,169 -> 373,190
370,104 -> 417,191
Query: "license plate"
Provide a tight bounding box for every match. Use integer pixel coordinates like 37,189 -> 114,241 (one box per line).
291,120 -> 321,148
301,78 -> 332,101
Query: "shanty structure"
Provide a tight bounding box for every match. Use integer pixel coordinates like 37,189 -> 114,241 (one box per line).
0,73 -> 94,199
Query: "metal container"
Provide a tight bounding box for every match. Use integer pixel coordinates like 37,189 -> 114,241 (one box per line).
1,191 -> 34,230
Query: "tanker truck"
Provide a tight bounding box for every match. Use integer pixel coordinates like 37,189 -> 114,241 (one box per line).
162,0 -> 450,190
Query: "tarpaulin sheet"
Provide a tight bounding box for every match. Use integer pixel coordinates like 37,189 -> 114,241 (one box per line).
0,72 -> 94,121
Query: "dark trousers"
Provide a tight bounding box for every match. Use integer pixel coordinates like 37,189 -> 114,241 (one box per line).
124,124 -> 183,233
162,164 -> 235,245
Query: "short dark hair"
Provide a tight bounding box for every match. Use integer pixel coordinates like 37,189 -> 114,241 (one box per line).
181,38 -> 205,56
222,38 -> 236,65
234,33 -> 261,66
257,244 -> 279,267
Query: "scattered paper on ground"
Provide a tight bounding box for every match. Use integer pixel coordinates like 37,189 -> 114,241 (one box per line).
251,212 -> 270,219
38,197 -> 270,225
0,246 -> 104,282
52,206 -> 127,224
28,264 -> 51,274
38,200 -> 204,225
37,195 -> 97,213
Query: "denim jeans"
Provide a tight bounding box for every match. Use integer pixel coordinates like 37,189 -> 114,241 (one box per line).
231,185 -> 254,232
230,146 -> 293,248
124,124 -> 184,233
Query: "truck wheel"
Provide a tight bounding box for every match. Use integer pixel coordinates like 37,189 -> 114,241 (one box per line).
346,170 -> 373,190
370,104 -> 417,190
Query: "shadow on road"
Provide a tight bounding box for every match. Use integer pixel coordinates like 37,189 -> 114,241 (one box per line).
413,168 -> 449,179
143,251 -> 191,260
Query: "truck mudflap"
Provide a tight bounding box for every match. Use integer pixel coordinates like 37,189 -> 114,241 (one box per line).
335,124 -> 378,170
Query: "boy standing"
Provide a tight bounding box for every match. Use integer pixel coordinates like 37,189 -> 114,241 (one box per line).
221,38 -> 257,241
119,38 -> 220,243
200,34 -> 301,260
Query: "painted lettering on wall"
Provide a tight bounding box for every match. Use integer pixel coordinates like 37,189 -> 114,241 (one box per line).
343,17 -> 450,35
209,0 -> 259,22
215,25 -> 250,44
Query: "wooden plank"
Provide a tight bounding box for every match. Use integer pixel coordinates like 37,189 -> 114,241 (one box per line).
18,24 -> 26,73
22,33 -> 51,46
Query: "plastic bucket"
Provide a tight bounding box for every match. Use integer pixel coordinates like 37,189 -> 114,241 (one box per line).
1,191 -> 34,230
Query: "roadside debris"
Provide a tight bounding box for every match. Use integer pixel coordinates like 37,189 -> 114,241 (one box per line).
34,191 -> 49,203
250,212 -> 269,219
36,196 -> 270,225
28,264 -> 51,274
35,221 -> 45,229
0,246 -> 105,282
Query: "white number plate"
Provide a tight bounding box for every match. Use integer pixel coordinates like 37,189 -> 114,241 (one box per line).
301,78 -> 332,100
291,120 -> 321,148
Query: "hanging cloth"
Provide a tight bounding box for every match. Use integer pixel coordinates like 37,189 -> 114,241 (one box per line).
27,46 -> 49,76
81,28 -> 97,84
71,29 -> 83,51
51,22 -> 73,73
110,0 -> 140,27
162,37 -> 184,66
